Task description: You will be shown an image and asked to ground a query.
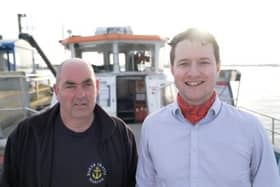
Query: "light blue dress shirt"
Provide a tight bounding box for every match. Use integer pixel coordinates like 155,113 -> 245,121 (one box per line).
136,97 -> 280,187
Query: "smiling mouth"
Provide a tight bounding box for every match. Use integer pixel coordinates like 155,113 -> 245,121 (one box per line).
74,103 -> 87,106
184,81 -> 204,87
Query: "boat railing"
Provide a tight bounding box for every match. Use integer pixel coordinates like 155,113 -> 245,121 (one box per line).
238,106 -> 280,145
238,106 -> 280,170
26,73 -> 53,109
0,73 -> 50,138
0,107 -> 38,137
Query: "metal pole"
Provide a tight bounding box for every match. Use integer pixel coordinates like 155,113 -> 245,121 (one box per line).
272,119 -> 275,144
17,13 -> 26,34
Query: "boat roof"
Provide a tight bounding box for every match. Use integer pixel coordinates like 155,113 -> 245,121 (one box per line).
60,33 -> 167,45
0,39 -> 33,52
0,40 -> 16,51
59,33 -> 168,54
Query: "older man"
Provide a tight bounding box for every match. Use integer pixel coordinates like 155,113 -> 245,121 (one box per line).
1,58 -> 138,187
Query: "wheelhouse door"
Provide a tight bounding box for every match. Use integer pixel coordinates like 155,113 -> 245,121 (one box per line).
96,75 -> 117,116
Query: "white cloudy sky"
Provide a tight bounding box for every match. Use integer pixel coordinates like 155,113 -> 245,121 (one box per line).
1,0 -> 280,65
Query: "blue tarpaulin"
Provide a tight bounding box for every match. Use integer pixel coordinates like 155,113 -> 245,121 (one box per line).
0,41 -> 15,52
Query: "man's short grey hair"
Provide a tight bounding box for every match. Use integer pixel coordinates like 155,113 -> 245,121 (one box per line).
55,58 -> 94,84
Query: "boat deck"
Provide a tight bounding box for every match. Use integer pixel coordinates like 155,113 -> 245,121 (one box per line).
0,90 -> 27,137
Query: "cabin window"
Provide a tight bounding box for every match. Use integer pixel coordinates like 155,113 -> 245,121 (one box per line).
0,53 -> 10,71
82,51 -> 103,66
109,53 -> 125,72
133,51 -> 151,72
161,82 -> 177,106
82,52 -> 113,73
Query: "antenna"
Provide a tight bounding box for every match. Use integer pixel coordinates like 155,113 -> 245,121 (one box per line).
17,13 -> 26,34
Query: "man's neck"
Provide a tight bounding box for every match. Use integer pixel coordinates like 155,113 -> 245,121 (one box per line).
60,113 -> 94,133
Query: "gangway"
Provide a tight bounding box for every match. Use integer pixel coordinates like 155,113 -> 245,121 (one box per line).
19,33 -> 56,76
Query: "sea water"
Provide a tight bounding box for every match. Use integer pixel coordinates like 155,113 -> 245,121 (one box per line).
230,65 -> 280,146
235,66 -> 280,119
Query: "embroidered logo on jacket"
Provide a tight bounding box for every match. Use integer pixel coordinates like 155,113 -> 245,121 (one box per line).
87,162 -> 107,184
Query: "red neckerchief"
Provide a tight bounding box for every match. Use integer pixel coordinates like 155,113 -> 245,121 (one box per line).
177,92 -> 216,125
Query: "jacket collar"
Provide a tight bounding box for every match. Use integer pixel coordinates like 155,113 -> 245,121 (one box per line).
49,103 -> 116,142
93,104 -> 116,142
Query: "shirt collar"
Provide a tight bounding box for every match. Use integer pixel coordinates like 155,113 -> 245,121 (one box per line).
210,96 -> 222,116
172,95 -> 222,121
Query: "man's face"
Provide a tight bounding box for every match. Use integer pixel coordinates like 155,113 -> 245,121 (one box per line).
171,39 -> 220,105
54,62 -> 98,120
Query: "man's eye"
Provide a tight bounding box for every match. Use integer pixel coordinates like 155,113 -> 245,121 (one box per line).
84,82 -> 93,87
199,61 -> 210,65
177,61 -> 189,66
65,85 -> 75,88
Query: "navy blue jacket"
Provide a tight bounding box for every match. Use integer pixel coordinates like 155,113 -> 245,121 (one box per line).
1,104 -> 138,187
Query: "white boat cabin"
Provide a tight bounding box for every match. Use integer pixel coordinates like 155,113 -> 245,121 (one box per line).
60,27 -> 176,123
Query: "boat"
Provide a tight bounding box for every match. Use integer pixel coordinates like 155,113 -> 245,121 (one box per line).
0,26 -> 279,175
0,33 -> 55,175
60,26 -> 176,123
0,35 -> 55,127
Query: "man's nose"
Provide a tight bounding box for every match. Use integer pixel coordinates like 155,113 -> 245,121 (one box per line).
75,86 -> 86,97
188,62 -> 200,76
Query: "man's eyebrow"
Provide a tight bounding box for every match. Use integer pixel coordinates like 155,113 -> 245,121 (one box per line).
83,78 -> 93,82
199,57 -> 211,60
177,58 -> 191,63
82,78 -> 93,83
64,78 -> 93,85
64,80 -> 76,85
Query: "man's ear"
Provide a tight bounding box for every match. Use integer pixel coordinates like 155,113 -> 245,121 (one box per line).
96,79 -> 100,95
53,84 -> 57,94
171,64 -> 174,76
53,84 -> 59,100
216,63 -> 221,72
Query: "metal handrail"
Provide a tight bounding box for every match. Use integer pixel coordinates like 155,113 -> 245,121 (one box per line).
0,107 -> 38,114
238,106 -> 280,145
